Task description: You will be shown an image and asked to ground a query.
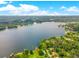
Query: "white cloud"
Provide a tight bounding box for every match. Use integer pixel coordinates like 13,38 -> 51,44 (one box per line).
47,12 -> 70,16
60,6 -> 66,9
28,10 -> 48,15
0,0 -> 7,4
20,4 -> 39,12
65,6 -> 79,12
27,11 -> 69,16
0,4 -> 17,11
0,4 -> 39,14
50,12 -> 60,15
0,3 -> 71,16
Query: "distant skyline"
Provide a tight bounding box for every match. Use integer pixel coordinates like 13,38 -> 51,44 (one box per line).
0,1 -> 79,15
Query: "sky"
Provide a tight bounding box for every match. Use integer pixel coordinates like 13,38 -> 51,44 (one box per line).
0,0 -> 79,15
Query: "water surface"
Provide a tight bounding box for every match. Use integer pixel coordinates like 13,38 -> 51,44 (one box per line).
0,22 -> 65,57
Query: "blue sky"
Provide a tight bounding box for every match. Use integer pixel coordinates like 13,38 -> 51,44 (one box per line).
0,1 -> 79,15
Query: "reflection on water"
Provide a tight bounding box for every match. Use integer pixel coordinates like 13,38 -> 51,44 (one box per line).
0,22 -> 65,57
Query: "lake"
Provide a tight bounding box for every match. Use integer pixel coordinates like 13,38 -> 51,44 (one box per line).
0,22 -> 65,57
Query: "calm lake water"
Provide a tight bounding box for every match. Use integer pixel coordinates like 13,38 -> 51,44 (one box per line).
0,22 -> 65,57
